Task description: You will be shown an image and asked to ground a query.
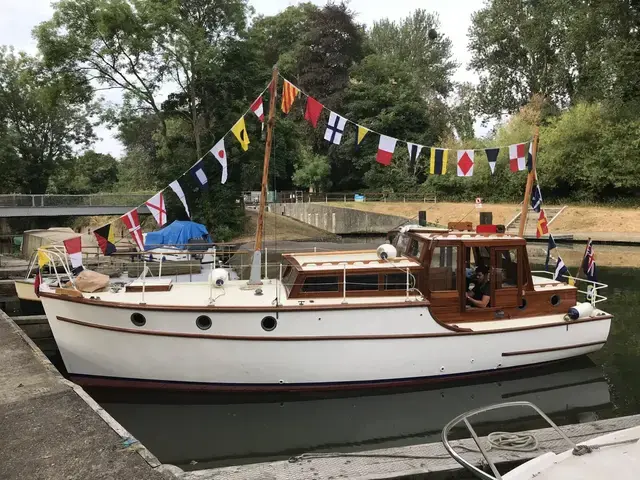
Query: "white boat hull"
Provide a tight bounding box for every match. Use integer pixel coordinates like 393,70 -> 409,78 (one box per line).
40,292 -> 611,390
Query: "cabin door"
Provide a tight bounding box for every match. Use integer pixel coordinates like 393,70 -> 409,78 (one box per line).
491,247 -> 522,309
427,244 -> 461,318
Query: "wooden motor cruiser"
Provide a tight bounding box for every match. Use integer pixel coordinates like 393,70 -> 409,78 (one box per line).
37,66 -> 612,391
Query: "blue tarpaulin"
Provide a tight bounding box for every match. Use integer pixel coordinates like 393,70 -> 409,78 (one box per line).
144,220 -> 211,250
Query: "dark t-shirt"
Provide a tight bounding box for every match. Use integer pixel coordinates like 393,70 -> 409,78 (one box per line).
471,281 -> 490,304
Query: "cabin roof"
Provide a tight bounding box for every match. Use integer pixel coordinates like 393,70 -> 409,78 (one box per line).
284,250 -> 422,272
413,232 -> 525,243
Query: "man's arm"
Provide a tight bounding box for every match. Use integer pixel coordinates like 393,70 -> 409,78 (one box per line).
466,292 -> 490,308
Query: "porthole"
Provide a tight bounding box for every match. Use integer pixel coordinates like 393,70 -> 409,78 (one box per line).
131,313 -> 146,327
550,294 -> 561,306
261,316 -> 277,332
196,315 -> 212,331
518,298 -> 527,310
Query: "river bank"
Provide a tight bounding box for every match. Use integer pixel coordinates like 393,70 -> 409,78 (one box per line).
343,201 -> 640,236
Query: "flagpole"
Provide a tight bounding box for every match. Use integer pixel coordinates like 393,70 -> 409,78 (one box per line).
518,126 -> 540,237
249,65 -> 278,285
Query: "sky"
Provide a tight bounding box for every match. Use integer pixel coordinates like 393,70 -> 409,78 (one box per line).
0,0 -> 482,158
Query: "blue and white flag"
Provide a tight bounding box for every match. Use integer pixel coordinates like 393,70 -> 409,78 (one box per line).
554,255 -> 569,282
189,159 -> 209,190
531,185 -> 542,213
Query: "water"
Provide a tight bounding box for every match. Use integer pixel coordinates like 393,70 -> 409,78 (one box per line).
26,244 -> 640,471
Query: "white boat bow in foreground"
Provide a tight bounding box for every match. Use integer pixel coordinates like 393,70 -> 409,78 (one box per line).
442,401 -> 640,480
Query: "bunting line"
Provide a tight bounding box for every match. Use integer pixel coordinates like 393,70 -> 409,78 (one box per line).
277,73 -> 532,154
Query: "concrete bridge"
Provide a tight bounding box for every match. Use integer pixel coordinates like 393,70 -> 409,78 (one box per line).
0,194 -> 151,217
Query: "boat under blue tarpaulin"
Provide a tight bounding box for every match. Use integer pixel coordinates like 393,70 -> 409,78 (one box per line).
144,220 -> 212,251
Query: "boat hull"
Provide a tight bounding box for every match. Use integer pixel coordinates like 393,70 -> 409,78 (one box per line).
40,294 -> 611,391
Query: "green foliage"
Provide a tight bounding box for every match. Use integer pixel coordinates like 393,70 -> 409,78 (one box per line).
539,103 -> 640,201
369,10 -> 456,97
292,146 -> 331,192
49,151 -> 118,194
469,0 -> 640,117
0,47 -> 98,193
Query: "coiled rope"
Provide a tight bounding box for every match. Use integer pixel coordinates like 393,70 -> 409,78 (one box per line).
288,431 -> 540,464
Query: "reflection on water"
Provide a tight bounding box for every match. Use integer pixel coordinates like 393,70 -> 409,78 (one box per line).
89,358 -> 611,470
85,263 -> 640,471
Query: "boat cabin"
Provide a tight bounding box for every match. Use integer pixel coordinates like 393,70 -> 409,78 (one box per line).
282,227 -> 577,322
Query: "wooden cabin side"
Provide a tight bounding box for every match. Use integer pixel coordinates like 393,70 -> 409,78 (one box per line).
408,232 -> 577,324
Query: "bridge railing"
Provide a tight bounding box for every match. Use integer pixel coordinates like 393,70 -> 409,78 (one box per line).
275,192 -> 437,204
0,193 -> 154,208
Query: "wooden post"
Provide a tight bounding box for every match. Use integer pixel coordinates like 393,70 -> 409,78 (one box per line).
518,127 -> 540,237
249,66 -> 278,285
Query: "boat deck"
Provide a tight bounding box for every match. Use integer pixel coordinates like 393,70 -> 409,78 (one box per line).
59,280 -> 425,308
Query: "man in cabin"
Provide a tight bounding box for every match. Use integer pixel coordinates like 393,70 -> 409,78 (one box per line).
466,265 -> 490,308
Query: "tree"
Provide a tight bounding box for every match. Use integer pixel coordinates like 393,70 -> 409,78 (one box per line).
35,0 -> 167,136
292,146 -> 331,192
468,0 -> 640,118
369,10 -> 456,97
0,47 -> 98,193
292,2 -> 366,109
49,151 -> 118,194
142,0 -> 250,158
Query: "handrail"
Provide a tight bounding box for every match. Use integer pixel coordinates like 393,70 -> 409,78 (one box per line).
36,246 -> 77,291
531,270 -> 608,306
441,401 -> 575,480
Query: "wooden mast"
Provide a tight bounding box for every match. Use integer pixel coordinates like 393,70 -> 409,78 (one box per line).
518,126 -> 540,237
249,65 -> 279,285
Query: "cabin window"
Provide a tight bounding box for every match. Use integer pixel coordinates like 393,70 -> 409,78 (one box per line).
495,249 -> 518,288
407,239 -> 424,259
301,276 -> 339,293
346,274 -> 379,291
429,246 -> 458,291
384,272 -> 416,290
393,233 -> 410,255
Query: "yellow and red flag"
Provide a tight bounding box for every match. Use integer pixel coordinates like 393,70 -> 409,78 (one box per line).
281,80 -> 299,114
536,209 -> 549,238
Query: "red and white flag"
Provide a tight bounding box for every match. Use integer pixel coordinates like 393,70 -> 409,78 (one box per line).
376,135 -> 397,166
63,236 -> 83,270
509,143 -> 527,172
121,209 -> 144,251
457,150 -> 475,177
250,95 -> 264,123
210,138 -> 228,184
145,191 -> 167,227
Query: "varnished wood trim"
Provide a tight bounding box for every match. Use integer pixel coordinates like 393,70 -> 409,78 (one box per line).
54,313 -> 612,341
125,284 -> 173,293
502,341 -> 606,357
39,291 -> 430,312
284,249 -> 376,257
55,316 -> 463,340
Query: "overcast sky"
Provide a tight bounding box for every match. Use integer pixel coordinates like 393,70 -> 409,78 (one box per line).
0,0 -> 481,157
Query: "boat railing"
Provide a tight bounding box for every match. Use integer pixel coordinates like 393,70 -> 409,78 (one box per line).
531,270 -> 608,306
441,401 -> 575,480
36,246 -> 77,290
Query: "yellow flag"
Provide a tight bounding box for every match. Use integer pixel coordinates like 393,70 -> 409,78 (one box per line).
231,117 -> 250,151
37,249 -> 50,269
356,125 -> 369,146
